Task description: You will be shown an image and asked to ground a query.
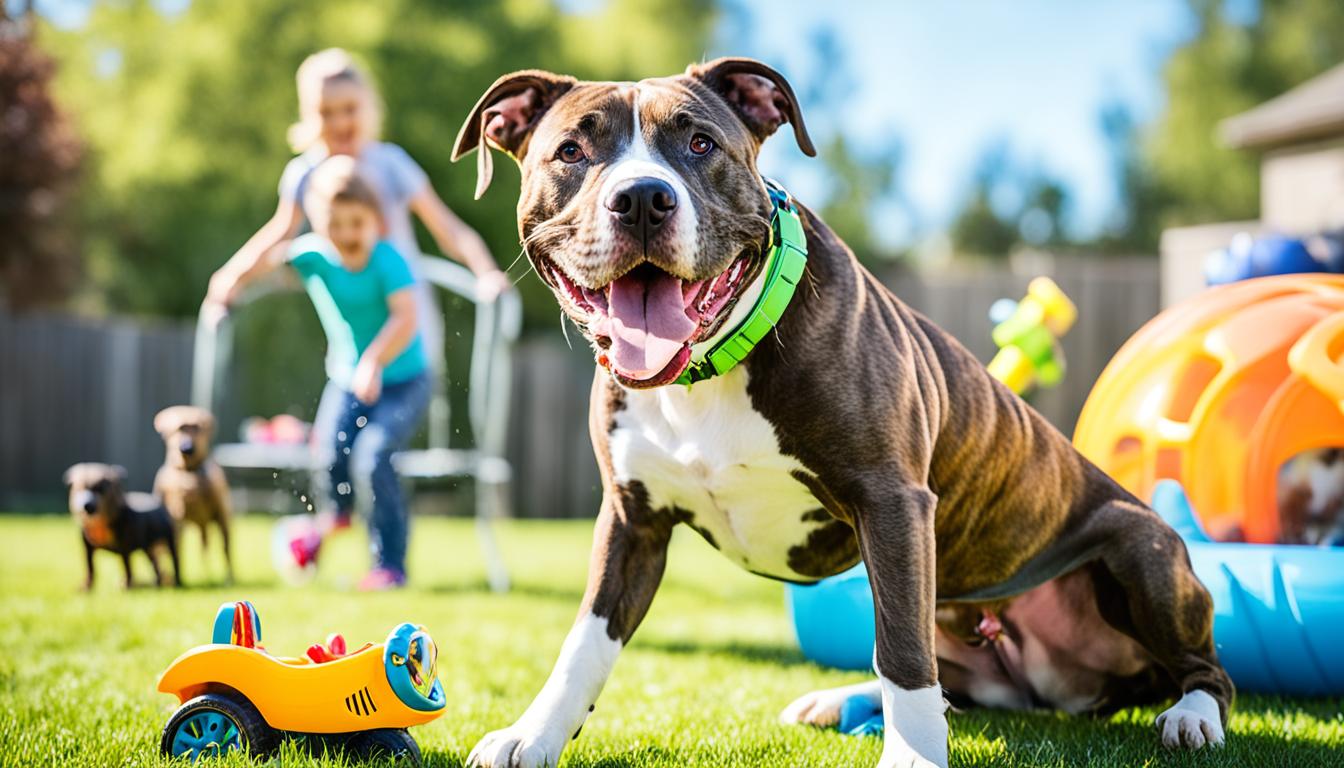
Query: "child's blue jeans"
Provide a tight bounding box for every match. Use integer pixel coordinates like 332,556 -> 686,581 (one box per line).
311,372 -> 431,575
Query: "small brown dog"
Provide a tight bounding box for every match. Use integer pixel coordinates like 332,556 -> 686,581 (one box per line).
64,462 -> 179,589
153,405 -> 234,583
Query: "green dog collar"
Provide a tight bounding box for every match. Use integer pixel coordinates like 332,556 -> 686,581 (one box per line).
674,180 -> 807,386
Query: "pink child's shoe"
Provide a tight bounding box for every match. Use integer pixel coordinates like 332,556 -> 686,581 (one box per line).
358,567 -> 406,592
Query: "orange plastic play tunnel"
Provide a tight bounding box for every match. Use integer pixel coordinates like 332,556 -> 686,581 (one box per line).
1073,275 -> 1344,543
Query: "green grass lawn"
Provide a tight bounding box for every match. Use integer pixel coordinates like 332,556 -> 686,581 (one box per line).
1,513 -> 1340,767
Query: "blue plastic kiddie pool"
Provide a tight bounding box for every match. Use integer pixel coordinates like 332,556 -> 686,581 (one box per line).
786,479 -> 1344,695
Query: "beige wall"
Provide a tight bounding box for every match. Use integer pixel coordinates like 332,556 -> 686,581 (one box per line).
1262,137 -> 1344,234
1159,220 -> 1262,308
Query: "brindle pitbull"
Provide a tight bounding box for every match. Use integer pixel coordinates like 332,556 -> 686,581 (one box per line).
453,58 -> 1233,768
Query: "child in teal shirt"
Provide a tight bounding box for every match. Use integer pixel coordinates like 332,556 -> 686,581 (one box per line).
207,155 -> 428,589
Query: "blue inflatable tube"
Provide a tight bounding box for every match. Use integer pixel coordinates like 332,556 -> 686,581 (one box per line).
785,480 -> 1344,695
1150,480 -> 1344,695
786,562 -> 875,672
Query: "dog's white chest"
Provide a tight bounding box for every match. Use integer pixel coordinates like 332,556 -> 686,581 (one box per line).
609,368 -> 827,579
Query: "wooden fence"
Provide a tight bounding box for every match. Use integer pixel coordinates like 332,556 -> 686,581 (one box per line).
0,310 -> 195,507
0,255 -> 1159,516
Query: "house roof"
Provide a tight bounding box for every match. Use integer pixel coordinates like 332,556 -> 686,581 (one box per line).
1220,62 -> 1344,149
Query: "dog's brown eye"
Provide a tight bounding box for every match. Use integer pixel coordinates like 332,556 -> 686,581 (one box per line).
557,141 -> 585,164
689,134 -> 715,156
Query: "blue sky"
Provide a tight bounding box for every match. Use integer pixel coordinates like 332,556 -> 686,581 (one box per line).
723,0 -> 1199,244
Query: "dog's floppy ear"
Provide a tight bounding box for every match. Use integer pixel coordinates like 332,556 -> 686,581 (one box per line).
687,57 -> 815,157
452,69 -> 577,199
153,407 -> 176,436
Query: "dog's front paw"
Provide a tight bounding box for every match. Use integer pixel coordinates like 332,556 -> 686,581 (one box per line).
1156,690 -> 1225,749
467,723 -> 566,768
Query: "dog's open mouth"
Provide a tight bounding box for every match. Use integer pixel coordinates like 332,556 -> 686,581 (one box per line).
540,255 -> 758,387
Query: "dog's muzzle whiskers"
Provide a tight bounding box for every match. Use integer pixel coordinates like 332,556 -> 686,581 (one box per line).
559,310 -> 575,350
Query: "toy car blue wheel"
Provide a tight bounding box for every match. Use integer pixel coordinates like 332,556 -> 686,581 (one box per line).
160,692 -> 277,761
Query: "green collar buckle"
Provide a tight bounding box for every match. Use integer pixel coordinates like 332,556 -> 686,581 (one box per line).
674,179 -> 808,386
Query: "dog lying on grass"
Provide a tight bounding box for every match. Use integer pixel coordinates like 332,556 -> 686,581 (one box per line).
64,462 -> 179,589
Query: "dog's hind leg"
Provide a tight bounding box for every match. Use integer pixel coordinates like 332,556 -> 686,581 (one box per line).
1087,500 -> 1233,749
147,546 -> 165,588
208,464 -> 234,584
217,516 -> 234,585
166,534 -> 182,587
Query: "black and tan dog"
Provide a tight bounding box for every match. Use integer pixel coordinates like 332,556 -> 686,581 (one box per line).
453,59 -> 1233,768
153,405 -> 234,583
64,462 -> 179,589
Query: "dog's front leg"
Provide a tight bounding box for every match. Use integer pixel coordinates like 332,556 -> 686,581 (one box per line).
469,489 -> 672,768
856,484 -> 948,768
81,537 -> 95,591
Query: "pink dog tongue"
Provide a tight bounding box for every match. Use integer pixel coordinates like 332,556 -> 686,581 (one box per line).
608,269 -> 697,379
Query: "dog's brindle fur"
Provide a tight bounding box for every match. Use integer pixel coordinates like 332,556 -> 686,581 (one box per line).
153,405 -> 234,583
64,462 -> 180,589
455,58 -> 1232,767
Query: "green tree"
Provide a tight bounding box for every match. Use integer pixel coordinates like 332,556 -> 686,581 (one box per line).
1095,102 -> 1169,253
1145,0 -> 1344,227
42,0 -> 718,324
0,6 -> 82,310
816,133 -> 906,263
732,24 -> 913,263
949,141 -> 1071,257
40,0 -> 716,428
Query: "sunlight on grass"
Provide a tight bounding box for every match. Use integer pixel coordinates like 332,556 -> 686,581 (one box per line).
1,514 -> 1340,767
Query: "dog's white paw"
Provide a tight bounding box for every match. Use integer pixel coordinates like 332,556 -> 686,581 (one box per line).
1156,690 -> 1225,749
779,688 -> 849,727
779,680 -> 882,728
467,723 -> 566,768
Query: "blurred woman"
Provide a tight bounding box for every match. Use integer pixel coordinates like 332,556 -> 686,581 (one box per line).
206,47 -> 509,340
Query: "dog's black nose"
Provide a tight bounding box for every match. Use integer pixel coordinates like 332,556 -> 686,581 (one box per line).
83,500 -> 97,514
606,177 -> 677,244
179,438 -> 195,456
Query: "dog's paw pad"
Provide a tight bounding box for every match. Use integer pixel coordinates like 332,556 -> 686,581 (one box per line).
1156,690 -> 1225,749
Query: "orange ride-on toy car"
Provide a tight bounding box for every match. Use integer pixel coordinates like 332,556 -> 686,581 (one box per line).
157,601 -> 445,763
